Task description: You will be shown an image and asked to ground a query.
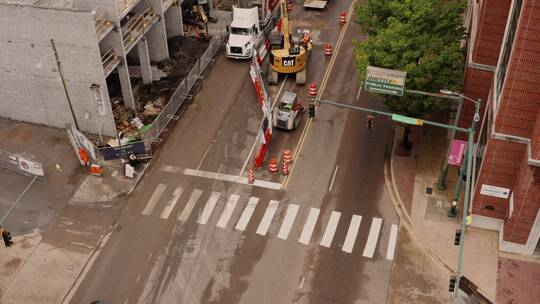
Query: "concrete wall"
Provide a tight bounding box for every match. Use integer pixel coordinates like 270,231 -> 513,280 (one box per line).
0,4 -> 116,137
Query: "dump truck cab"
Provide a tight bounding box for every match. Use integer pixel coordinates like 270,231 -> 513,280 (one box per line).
226,7 -> 262,59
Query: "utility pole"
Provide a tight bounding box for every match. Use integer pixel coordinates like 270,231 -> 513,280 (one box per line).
50,39 -> 80,130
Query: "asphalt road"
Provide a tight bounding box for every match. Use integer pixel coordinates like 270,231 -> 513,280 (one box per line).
69,1 -> 400,303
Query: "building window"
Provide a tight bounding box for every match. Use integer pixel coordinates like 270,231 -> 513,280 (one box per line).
494,0 -> 523,108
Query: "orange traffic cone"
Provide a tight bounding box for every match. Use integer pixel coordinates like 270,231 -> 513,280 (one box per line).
268,158 -> 279,173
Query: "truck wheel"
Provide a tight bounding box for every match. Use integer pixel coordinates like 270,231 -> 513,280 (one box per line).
268,69 -> 278,85
296,68 -> 306,85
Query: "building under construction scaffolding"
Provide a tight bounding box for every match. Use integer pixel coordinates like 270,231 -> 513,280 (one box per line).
0,0 -> 186,137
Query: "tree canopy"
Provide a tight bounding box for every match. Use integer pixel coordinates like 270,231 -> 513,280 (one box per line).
355,0 -> 467,118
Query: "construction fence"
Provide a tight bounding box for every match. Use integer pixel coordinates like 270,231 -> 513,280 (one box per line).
142,29 -> 229,142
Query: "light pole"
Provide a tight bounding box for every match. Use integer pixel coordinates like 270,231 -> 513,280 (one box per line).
439,90 -> 482,296
439,90 -> 481,219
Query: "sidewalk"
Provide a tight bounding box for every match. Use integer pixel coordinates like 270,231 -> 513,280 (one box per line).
387,125 -> 499,300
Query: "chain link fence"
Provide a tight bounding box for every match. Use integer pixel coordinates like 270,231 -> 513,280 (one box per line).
142,29 -> 229,142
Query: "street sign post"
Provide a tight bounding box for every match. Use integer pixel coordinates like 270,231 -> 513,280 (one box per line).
365,66 -> 407,96
391,114 -> 424,125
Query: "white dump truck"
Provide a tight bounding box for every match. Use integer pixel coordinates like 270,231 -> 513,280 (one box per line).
226,0 -> 280,60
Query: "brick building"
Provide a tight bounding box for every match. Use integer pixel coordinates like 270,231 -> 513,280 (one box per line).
460,0 -> 540,255
0,0 -> 185,136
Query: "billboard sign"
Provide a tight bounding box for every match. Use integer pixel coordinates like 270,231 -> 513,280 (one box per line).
365,66 -> 407,96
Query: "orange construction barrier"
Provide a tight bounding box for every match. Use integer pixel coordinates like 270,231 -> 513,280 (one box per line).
248,168 -> 255,184
268,158 -> 279,173
286,0 -> 293,12
339,12 -> 347,25
308,83 -> 317,99
281,162 -> 289,175
78,148 -> 89,166
325,44 -> 333,56
89,164 -> 103,176
282,149 -> 292,164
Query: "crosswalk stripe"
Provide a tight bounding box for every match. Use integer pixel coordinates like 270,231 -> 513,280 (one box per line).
386,224 -> 398,260
197,191 -> 221,224
216,194 -> 240,228
362,217 -> 383,258
320,211 -> 341,247
160,187 -> 184,219
142,184 -> 167,216
298,207 -> 320,245
235,197 -> 259,231
256,200 -> 279,236
178,188 -> 203,222
342,215 -> 362,253
277,204 -> 300,240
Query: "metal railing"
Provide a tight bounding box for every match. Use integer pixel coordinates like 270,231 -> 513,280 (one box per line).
122,7 -> 159,52
162,0 -> 175,11
117,0 -> 140,17
142,30 -> 229,142
101,49 -> 121,77
94,11 -> 114,41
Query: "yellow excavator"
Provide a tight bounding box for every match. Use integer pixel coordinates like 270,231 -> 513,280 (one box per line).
268,0 -> 312,85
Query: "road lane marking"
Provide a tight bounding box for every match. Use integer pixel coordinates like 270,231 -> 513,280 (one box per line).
299,275 -> 305,289
216,194 -> 240,228
256,200 -> 279,236
197,141 -> 214,170
136,274 -> 141,283
147,253 -> 153,261
197,191 -> 221,224
298,207 -> 320,245
178,188 -> 203,222
160,186 -> 184,219
142,184 -> 167,216
356,83 -> 363,102
277,204 -> 300,240
386,224 -> 398,260
239,74 -> 288,177
320,211 -> 341,247
161,166 -> 282,190
342,215 -> 362,253
235,197 -> 259,231
282,0 -> 355,190
328,165 -> 339,192
363,217 -> 383,258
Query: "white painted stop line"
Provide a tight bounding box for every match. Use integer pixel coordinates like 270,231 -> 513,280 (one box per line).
160,187 -> 183,219
320,211 -> 341,247
235,197 -> 259,231
142,184 -> 167,216
256,200 -> 279,236
277,204 -> 300,240
298,208 -> 320,245
386,224 -> 398,260
342,215 -> 362,253
216,194 -> 240,228
363,217 -> 383,258
197,191 -> 221,225
178,188 -> 203,222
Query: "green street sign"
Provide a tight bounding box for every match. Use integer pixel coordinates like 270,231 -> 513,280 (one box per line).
365,66 -> 407,96
392,114 -> 424,126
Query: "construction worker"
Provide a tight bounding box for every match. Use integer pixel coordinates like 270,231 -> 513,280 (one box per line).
366,113 -> 374,129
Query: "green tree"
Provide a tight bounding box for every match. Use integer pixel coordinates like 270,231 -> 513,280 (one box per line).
354,0 -> 466,147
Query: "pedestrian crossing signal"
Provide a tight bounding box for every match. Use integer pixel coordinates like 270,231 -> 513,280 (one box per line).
449,275 -> 457,292
2,230 -> 13,247
454,229 -> 461,246
309,103 -> 315,118
366,114 -> 374,129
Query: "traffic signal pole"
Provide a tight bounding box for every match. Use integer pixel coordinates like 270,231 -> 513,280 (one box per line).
319,97 -> 481,298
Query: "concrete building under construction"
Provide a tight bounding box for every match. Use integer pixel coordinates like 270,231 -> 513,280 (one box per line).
0,0 -> 185,137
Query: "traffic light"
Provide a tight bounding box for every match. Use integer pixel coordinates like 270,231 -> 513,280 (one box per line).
454,229 -> 461,246
2,230 -> 13,247
366,114 -> 374,129
449,275 -> 457,292
308,103 -> 315,118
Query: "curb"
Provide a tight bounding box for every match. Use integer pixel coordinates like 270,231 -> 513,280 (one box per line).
384,137 -> 455,274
